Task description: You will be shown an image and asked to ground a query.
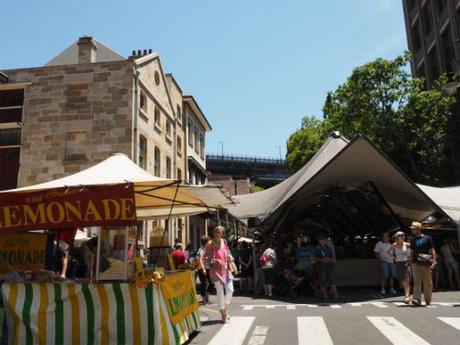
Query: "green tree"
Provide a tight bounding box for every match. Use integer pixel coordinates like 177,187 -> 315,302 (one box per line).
287,53 -> 456,184
286,115 -> 327,173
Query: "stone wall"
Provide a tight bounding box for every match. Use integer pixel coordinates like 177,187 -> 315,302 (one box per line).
136,59 -> 175,178
4,60 -> 133,186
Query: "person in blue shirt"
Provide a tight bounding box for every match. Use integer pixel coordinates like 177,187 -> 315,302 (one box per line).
295,241 -> 315,274
315,235 -> 340,301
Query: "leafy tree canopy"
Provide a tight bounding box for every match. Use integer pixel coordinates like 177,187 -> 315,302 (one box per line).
286,53 -> 456,184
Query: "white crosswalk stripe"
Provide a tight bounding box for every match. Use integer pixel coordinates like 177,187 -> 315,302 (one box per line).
207,316 -> 255,345
240,301 -> 460,310
297,316 -> 334,345
205,315 -> 460,344
367,316 -> 431,345
438,317 -> 460,331
247,326 -> 269,345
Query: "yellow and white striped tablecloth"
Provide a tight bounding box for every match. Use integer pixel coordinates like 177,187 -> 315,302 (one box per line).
1,282 -> 200,345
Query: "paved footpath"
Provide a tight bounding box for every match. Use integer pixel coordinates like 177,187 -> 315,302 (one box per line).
189,289 -> 460,345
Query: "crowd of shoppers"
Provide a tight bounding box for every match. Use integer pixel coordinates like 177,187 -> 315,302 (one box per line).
183,221 -> 458,320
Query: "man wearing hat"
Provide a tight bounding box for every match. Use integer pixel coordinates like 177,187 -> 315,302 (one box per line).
410,221 -> 437,306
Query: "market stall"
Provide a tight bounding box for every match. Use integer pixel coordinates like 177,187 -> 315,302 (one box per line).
0,154 -> 233,345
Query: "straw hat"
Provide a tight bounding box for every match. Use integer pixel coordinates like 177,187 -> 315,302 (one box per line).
410,221 -> 422,229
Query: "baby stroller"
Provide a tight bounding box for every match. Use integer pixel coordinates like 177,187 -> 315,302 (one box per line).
275,268 -> 305,297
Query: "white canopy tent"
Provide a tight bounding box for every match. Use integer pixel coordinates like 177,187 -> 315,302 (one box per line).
417,185 -> 460,226
3,153 -> 233,219
229,135 -> 457,234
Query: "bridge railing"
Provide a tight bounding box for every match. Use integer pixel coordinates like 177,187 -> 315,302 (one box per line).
206,153 -> 286,165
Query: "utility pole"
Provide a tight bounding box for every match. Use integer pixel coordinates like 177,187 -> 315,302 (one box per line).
218,141 -> 224,157
275,145 -> 282,160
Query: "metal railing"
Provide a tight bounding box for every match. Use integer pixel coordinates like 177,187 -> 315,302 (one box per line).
206,153 -> 286,165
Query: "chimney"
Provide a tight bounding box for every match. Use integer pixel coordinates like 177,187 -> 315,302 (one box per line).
77,36 -> 97,64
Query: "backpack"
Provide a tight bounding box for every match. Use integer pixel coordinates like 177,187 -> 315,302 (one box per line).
259,254 -> 269,266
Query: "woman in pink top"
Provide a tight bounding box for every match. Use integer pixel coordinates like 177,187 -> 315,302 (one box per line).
204,225 -> 234,323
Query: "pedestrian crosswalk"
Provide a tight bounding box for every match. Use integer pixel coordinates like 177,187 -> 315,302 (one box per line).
241,301 -> 460,310
368,317 -> 430,345
206,316 -> 460,345
207,317 -> 255,345
297,317 -> 333,345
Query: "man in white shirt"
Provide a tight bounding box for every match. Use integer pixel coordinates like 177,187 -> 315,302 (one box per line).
374,232 -> 396,295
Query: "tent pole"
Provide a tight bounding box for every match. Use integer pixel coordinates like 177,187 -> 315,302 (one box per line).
153,183 -> 180,266
367,181 -> 405,228
124,226 -> 129,281
95,227 -> 101,282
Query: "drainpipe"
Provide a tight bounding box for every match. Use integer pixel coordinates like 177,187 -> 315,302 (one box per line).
132,66 -> 140,163
173,113 -> 177,179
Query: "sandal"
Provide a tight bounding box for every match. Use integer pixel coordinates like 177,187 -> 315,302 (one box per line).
220,309 -> 228,323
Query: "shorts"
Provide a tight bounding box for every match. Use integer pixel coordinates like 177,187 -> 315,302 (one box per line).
316,262 -> 335,286
446,258 -> 459,271
394,261 -> 409,281
262,268 -> 275,285
380,262 -> 396,279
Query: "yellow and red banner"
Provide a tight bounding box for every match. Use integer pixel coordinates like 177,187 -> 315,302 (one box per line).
0,184 -> 136,232
0,233 -> 47,273
160,271 -> 199,325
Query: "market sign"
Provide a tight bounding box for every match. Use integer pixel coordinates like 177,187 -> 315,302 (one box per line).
0,233 -> 47,273
0,184 -> 137,232
160,271 -> 199,325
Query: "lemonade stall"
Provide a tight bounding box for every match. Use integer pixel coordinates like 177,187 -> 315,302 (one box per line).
0,154 -> 232,345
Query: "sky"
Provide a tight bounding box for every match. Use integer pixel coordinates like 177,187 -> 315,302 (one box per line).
0,0 -> 408,159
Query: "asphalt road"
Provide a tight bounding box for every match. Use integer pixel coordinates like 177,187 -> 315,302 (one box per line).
188,288 -> 460,345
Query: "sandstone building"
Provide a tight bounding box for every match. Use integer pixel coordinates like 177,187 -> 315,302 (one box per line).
0,36 -> 212,247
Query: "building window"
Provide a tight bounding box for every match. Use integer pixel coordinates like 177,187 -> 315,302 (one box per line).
199,134 -> 204,159
177,136 -> 182,156
421,3 -> 433,35
0,128 -> 21,146
435,0 -> 446,14
154,147 -> 161,176
139,91 -> 147,113
188,120 -> 193,147
441,26 -> 454,75
166,157 -> 172,179
194,128 -> 200,154
177,168 -> 182,181
139,135 -> 147,169
154,71 -> 160,86
0,89 -> 24,124
0,146 -> 20,190
166,120 -> 172,141
407,0 -> 416,13
428,46 -> 441,82
411,20 -> 422,53
154,107 -> 161,130
416,62 -> 426,81
457,8 -> 460,40
176,105 -> 182,125
0,89 -> 24,107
